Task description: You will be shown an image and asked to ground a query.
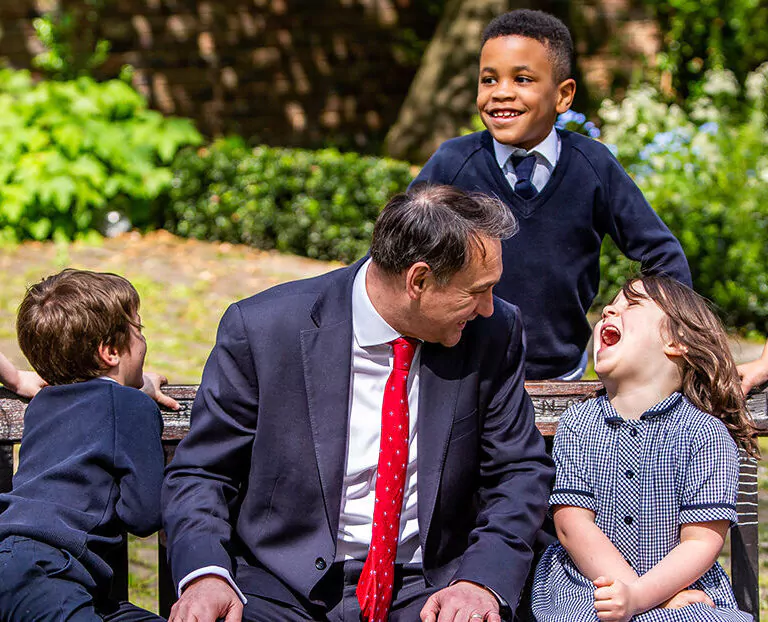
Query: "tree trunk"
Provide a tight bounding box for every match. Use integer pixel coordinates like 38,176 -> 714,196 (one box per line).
384,0 -> 527,163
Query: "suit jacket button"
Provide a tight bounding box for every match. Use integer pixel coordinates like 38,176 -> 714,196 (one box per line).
315,557 -> 326,570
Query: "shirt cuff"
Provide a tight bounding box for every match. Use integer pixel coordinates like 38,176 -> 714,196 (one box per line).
178,566 -> 248,605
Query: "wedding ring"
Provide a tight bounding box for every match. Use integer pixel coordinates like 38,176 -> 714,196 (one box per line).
470,615 -> 484,620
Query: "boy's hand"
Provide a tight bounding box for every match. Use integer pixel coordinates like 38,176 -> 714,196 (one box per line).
661,589 -> 714,609
593,576 -> 637,622
11,370 -> 47,399
141,372 -> 180,410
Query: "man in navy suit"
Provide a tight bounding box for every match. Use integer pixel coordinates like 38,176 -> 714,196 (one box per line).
162,185 -> 554,622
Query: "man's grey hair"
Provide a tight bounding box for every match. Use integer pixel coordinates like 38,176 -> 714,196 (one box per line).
370,184 -> 518,284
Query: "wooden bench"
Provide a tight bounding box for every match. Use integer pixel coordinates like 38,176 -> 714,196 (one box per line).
1,382 -> 765,620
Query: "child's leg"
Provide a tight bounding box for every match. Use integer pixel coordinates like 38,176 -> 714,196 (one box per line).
0,536 -> 102,621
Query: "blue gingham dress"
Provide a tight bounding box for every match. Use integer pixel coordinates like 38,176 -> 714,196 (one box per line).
531,393 -> 753,621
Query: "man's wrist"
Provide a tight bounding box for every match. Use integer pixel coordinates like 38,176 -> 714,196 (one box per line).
450,580 -> 511,619
178,566 -> 248,604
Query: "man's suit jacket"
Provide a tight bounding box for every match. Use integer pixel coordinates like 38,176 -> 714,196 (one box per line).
162,259 -> 553,611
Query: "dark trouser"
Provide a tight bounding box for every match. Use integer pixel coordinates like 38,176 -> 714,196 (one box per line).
241,560 -> 439,622
0,536 -> 165,622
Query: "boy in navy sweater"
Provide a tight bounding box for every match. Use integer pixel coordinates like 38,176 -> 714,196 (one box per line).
412,10 -> 692,380
0,269 -> 165,621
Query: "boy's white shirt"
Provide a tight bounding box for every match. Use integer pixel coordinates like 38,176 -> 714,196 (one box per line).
493,125 -> 560,193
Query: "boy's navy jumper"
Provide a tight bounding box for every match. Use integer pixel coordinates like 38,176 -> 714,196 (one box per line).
412,129 -> 692,379
0,378 -> 164,616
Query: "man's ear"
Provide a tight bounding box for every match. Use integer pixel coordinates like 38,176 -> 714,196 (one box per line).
405,262 -> 432,301
97,342 -> 121,370
555,78 -> 576,114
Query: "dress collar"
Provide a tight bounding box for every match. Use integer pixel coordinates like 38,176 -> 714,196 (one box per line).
600,391 -> 683,424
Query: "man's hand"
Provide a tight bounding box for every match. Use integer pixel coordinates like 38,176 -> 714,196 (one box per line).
661,589 -> 714,610
141,371 -> 180,410
593,576 -> 638,622
12,370 -> 47,399
420,581 -> 501,622
168,575 -> 243,622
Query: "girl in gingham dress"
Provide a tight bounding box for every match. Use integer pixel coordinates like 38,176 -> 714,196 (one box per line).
532,276 -> 757,622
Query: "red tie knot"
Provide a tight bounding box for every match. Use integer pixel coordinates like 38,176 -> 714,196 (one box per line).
391,337 -> 417,372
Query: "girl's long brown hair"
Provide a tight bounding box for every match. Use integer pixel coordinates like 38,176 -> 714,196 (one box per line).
622,275 -> 759,458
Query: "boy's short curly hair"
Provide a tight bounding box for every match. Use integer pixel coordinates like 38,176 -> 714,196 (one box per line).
17,269 -> 141,385
482,9 -> 574,83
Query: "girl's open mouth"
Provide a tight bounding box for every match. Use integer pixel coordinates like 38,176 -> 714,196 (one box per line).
601,324 -> 621,348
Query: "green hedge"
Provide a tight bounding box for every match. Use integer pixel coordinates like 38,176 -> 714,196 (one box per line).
0,68 -> 202,243
166,138 -> 414,264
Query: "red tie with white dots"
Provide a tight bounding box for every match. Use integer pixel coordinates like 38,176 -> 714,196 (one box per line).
357,336 -> 417,622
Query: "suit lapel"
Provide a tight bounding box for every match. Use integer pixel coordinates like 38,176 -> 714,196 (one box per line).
416,340 -> 465,551
300,262 -> 361,544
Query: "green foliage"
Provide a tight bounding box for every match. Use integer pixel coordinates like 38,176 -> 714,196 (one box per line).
645,0 -> 768,98
33,0 -> 112,80
167,139 -> 414,263
0,68 -> 203,243
597,65 -> 768,331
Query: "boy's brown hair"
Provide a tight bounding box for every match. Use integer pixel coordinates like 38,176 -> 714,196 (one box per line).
17,269 -> 141,385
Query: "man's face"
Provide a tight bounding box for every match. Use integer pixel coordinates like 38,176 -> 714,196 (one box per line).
477,35 -> 574,150
413,236 -> 503,347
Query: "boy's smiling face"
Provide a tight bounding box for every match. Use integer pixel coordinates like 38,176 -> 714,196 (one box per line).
477,35 -> 575,150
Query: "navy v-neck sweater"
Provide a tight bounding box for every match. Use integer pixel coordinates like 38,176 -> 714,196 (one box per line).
0,378 -> 164,595
412,129 -> 691,379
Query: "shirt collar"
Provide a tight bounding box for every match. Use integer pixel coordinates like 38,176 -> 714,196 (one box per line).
600,391 -> 683,424
493,126 -> 560,171
352,259 -> 402,347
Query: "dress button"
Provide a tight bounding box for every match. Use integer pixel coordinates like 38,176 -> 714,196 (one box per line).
630,428 -> 638,437
315,557 -> 326,570
625,470 -> 634,479
624,515 -> 633,525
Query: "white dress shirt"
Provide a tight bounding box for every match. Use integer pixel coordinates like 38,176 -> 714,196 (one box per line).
493,126 -> 560,193
336,259 -> 422,563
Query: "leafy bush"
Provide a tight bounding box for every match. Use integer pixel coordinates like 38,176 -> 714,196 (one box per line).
597,65 -> 768,331
0,68 -> 202,243
167,139 -> 414,263
643,0 -> 768,99
33,0 -> 111,80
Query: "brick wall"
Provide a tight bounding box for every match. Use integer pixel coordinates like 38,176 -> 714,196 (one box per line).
0,0 -> 440,152
0,0 -> 658,154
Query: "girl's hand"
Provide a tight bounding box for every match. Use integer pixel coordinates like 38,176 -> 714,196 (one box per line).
661,589 -> 714,609
593,576 -> 637,622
